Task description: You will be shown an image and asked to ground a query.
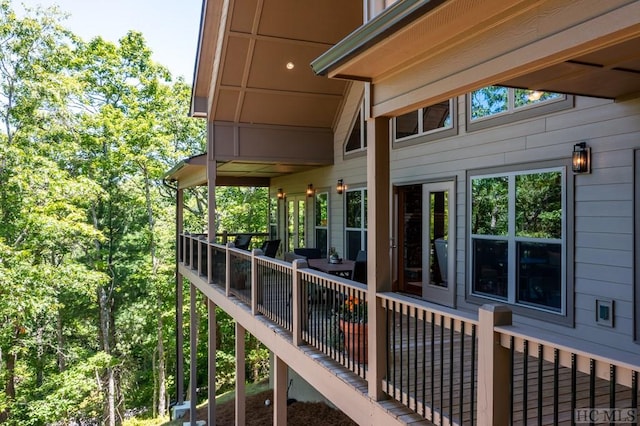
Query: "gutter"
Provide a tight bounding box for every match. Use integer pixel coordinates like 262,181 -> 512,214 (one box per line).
310,0 -> 446,77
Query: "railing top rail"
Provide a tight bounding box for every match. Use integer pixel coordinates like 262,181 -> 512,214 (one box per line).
298,267 -> 367,292
496,323 -> 640,371
255,254 -> 293,270
378,292 -> 479,325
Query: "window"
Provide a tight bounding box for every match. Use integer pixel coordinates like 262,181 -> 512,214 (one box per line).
467,86 -> 572,132
394,99 -> 454,143
345,101 -> 367,153
469,167 -> 566,314
315,192 -> 329,258
345,188 -> 367,260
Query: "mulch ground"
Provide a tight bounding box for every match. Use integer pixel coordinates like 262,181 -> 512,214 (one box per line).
187,389 -> 357,425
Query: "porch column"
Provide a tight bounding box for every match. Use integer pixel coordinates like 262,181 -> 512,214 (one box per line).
189,283 -> 198,425
207,299 -> 217,425
235,323 -> 246,426
176,188 -> 184,404
207,123 -> 217,244
366,112 -> 391,401
273,355 -> 288,426
478,304 -> 512,425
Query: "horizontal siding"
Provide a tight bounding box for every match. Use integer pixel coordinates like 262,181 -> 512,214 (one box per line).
273,92 -> 640,351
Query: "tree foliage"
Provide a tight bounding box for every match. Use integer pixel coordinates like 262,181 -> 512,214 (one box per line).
0,2 -> 212,424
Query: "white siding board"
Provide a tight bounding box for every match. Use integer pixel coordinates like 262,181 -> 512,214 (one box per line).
574,216 -> 632,234
545,98 -> 637,132
575,308 -> 634,337
589,149 -> 635,169
575,183 -> 633,201
576,294 -> 633,320
574,166 -> 632,187
576,200 -> 632,217
575,263 -> 632,285
578,278 -> 632,300
575,247 -> 633,268
575,232 -> 633,251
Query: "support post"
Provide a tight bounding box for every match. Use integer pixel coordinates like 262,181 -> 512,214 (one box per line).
235,323 -> 246,426
208,299 -> 216,425
176,188 -> 184,404
291,259 -> 307,346
251,249 -> 259,315
189,284 -> 198,425
273,356 -> 288,426
477,304 -> 512,425
366,113 -> 391,400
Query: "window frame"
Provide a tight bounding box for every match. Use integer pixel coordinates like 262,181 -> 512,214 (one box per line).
344,99 -> 367,156
466,160 -> 575,326
466,87 -> 573,132
393,98 -> 457,146
345,187 -> 368,261
314,191 -> 329,258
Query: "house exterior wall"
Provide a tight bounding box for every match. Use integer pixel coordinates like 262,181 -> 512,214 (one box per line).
273,92 -> 640,355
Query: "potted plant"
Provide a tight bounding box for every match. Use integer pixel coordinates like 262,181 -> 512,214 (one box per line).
337,295 -> 368,364
329,247 -> 341,264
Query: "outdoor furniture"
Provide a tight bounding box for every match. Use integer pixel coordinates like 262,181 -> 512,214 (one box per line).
260,239 -> 280,258
307,258 -> 355,278
293,247 -> 322,259
233,234 -> 252,250
351,250 -> 367,283
284,251 -> 306,262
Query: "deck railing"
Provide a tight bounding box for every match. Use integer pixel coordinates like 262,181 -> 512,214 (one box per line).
298,268 -> 368,379
178,233 -> 640,425
255,256 -> 293,332
496,324 -> 640,425
379,293 -> 478,425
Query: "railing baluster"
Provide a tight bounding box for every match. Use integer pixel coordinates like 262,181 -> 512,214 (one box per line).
553,348 -> 559,426
510,335 -> 515,426
430,312 -> 435,421
538,343 -> 543,426
590,358 -> 596,426
523,340 -> 529,422
571,353 -> 577,425
439,314 -> 444,419
413,306 -> 418,412
459,322 -> 465,424
422,311 -> 427,418
470,324 -> 476,426
610,364 -> 616,426
449,317 -> 454,419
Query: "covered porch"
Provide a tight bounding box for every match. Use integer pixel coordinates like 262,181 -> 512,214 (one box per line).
177,234 -> 640,425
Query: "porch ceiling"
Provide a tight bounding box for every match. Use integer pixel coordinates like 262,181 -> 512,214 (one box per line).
312,0 -> 640,117
191,0 -> 362,127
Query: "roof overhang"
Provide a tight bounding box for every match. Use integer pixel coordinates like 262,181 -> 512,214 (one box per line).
312,0 -> 640,117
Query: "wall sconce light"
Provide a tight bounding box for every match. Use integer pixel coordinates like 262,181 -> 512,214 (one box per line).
306,184 -> 314,197
572,142 -> 591,174
336,179 -> 345,195
277,188 -> 284,199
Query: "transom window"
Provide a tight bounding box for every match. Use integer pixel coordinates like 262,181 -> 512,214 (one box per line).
393,100 -> 454,142
345,101 -> 367,153
470,87 -> 563,120
469,167 -> 566,313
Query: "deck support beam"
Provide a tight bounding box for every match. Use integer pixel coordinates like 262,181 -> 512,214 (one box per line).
208,299 -> 217,425
189,283 -> 198,425
366,108 -> 391,400
235,322 -> 246,426
176,189 -> 185,405
274,355 -> 288,426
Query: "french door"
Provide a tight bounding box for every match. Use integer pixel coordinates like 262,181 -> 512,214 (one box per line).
286,195 -> 306,251
397,181 -> 456,307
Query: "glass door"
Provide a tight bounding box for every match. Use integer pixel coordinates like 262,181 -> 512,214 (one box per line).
287,195 -> 306,251
422,181 -> 456,307
396,182 -> 456,306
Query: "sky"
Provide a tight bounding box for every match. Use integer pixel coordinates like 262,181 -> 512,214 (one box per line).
17,0 -> 203,81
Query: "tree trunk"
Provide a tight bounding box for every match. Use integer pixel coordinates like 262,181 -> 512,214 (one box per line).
140,164 -> 167,418
157,313 -> 167,417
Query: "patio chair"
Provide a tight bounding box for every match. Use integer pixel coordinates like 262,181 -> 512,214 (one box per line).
260,239 -> 280,258
351,250 -> 367,283
293,247 -> 322,260
233,234 -> 252,250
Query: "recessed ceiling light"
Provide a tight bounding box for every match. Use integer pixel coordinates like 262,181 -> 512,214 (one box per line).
286,62 -> 295,70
